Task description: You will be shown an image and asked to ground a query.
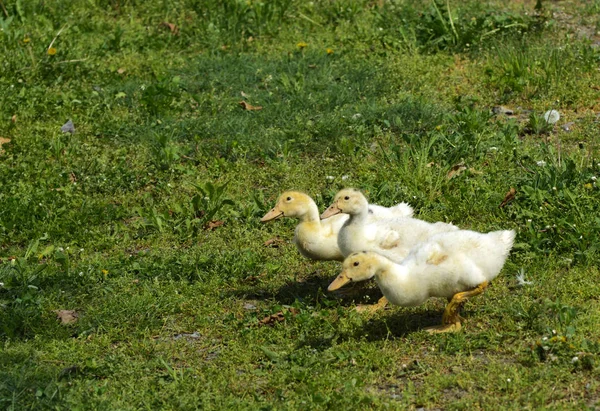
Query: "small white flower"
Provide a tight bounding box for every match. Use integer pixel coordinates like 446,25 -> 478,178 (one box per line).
507,378 -> 511,383
552,186 -> 557,191
79,272 -> 83,276
58,247 -> 64,252
351,113 -> 362,120
341,175 -> 349,181
536,160 -> 546,166
571,356 -> 579,363
527,219 -> 532,223
489,147 -> 498,151
0,282 -> 4,287
326,176 -> 334,181
544,110 -> 560,124
592,176 -> 597,181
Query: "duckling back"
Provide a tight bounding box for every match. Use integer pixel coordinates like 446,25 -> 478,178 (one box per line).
417,229 -> 515,286
338,216 -> 458,263
368,202 -> 414,219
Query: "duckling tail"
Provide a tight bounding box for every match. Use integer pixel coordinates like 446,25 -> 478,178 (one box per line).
495,229 -> 516,256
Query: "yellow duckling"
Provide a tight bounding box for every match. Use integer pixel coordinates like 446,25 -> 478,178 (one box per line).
328,229 -> 516,332
261,191 -> 413,261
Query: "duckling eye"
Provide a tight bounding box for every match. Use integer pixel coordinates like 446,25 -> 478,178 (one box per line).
353,261 -> 360,267
344,196 -> 350,200
286,197 -> 292,201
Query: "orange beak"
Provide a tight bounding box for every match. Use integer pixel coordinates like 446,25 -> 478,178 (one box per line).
320,202 -> 341,219
260,205 -> 284,222
328,271 -> 351,291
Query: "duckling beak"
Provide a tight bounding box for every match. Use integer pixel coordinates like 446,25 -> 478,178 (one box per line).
328,272 -> 351,291
320,202 -> 341,219
260,206 -> 284,222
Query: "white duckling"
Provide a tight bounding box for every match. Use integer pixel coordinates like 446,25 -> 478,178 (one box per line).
261,191 -> 413,261
328,229 -> 516,332
321,188 -> 458,263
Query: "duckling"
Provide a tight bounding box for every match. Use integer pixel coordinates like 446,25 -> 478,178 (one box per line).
261,191 -> 413,261
328,229 -> 516,332
321,188 -> 458,263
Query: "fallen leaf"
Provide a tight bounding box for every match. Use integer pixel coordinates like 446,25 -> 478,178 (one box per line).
0,137 -> 11,154
160,22 -> 179,35
447,163 -> 467,179
243,272 -> 266,283
240,91 -> 250,98
426,161 -> 435,167
239,101 -> 263,111
205,220 -> 224,231
69,172 -> 77,183
117,67 -> 126,74
264,237 -> 284,247
259,311 -> 285,326
61,120 -> 75,134
258,308 -> 299,327
499,187 -> 516,208
55,309 -> 79,325
11,114 -> 16,123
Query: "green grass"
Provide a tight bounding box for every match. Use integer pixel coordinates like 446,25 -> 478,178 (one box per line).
1,0 -> 600,408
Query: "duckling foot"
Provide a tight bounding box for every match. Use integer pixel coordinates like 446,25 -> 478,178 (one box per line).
355,297 -> 389,313
431,281 -> 489,333
425,321 -> 462,334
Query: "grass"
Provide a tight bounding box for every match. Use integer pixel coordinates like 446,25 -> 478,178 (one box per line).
1,0 -> 600,408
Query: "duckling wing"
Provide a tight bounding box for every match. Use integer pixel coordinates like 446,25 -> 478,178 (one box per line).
414,229 -> 516,289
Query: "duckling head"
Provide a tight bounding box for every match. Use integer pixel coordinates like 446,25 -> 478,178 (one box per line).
320,188 -> 367,219
328,251 -> 379,291
260,191 -> 315,222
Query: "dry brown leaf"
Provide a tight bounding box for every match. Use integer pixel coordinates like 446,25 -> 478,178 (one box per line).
160,22 -> 179,35
11,115 -> 17,123
55,309 -> 79,325
205,220 -> 225,231
69,172 -> 77,183
258,308 -> 299,327
239,101 -> 263,111
426,161 -> 435,167
447,163 -> 467,179
0,137 -> 10,155
499,187 -> 516,208
117,68 -> 126,74
264,237 -> 284,247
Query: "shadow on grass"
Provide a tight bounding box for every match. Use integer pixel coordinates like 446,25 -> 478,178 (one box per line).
229,275 -> 387,308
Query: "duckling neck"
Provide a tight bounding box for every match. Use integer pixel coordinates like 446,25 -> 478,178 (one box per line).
347,208 -> 369,225
297,201 -> 321,223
